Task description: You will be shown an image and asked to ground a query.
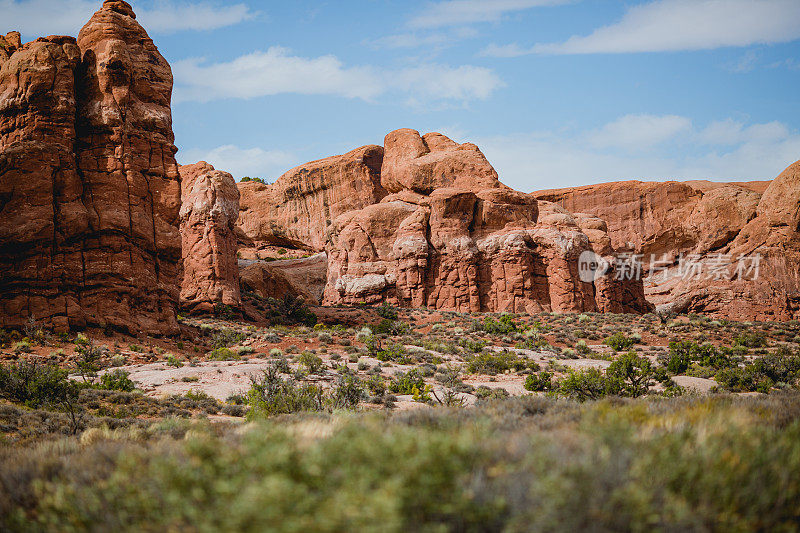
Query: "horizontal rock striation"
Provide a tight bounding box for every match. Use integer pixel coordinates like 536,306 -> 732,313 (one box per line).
0,0 -> 181,334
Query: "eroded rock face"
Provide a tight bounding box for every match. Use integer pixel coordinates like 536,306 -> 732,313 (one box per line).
535,180 -> 762,260
535,170 -> 800,319
0,0 -> 181,334
323,131 -> 651,314
381,129 -> 500,194
179,162 -> 241,313
665,160 -> 800,320
237,145 -> 386,252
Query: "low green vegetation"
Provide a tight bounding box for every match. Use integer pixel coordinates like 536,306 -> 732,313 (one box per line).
3,394 -> 800,531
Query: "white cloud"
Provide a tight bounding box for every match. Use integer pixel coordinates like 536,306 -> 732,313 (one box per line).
371,27 -> 478,50
483,0 -> 800,56
588,114 -> 692,150
0,0 -> 253,37
178,145 -> 296,181
137,1 -> 255,33
408,0 -> 570,29
172,47 -> 503,105
471,115 -> 800,191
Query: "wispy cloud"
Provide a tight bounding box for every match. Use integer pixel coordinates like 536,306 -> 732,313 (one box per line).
178,145 -> 296,181
173,47 -> 503,105
472,114 -> 800,191
0,0 -> 254,37
408,0 -> 570,29
482,0 -> 800,56
371,27 -> 478,50
587,114 -> 692,150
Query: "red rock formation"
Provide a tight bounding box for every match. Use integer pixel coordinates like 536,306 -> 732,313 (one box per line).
0,0 -> 181,334
237,145 -> 385,252
323,130 -> 651,314
666,160 -> 800,320
381,129 -> 500,194
534,167 -> 800,319
535,180 -> 761,260
179,162 -> 241,313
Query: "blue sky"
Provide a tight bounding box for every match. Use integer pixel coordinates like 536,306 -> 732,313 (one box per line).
6,0 -> 800,191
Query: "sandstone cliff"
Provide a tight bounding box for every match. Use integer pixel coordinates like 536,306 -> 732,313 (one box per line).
0,0 -> 181,334
535,170 -> 800,319
323,130 -> 651,314
237,145 -> 386,252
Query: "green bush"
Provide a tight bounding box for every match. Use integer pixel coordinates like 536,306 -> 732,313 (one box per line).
603,332 -> 636,351
375,344 -> 413,365
265,296 -> 317,327
466,351 -> 529,375
208,347 -> 240,361
481,314 -> 518,335
557,368 -> 622,402
606,351 -> 655,397
247,364 -> 324,417
524,371 -> 554,392
389,370 -> 426,395
98,369 -> 136,392
376,301 -> 398,321
298,351 -> 323,374
733,331 -> 768,348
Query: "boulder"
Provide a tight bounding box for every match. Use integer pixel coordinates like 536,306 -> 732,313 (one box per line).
179,162 -> 241,313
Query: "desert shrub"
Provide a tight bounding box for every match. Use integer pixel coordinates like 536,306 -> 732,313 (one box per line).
265,296 -> 317,327
557,368 -> 622,402
298,352 -> 323,374
211,329 -> 247,349
482,314 -> 519,335
665,341 -> 733,375
524,371 -> 554,392
473,386 -> 510,401
375,344 -> 413,365
715,351 -> 800,393
603,332 -> 636,351
733,331 -> 768,348
7,395 -> 800,532
331,375 -> 365,409
0,361 -> 80,433
208,348 -> 240,361
389,370 -> 426,395
459,338 -> 486,353
466,351 -> 530,375
98,370 -> 136,392
247,364 -> 324,417
376,301 -> 399,321
372,319 -> 409,336
606,351 -> 655,397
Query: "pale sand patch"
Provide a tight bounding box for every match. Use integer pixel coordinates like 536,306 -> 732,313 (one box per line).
672,375 -> 719,393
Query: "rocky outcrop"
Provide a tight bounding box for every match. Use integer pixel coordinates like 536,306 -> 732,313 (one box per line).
665,160 -> 800,320
535,180 -> 763,261
237,145 -> 386,252
323,130 -> 651,314
0,0 -> 181,334
381,129 -> 500,194
179,162 -> 241,313
535,170 -> 800,320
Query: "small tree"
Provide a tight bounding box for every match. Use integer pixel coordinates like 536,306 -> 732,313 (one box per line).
558,368 -> 622,402
607,351 -> 655,397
